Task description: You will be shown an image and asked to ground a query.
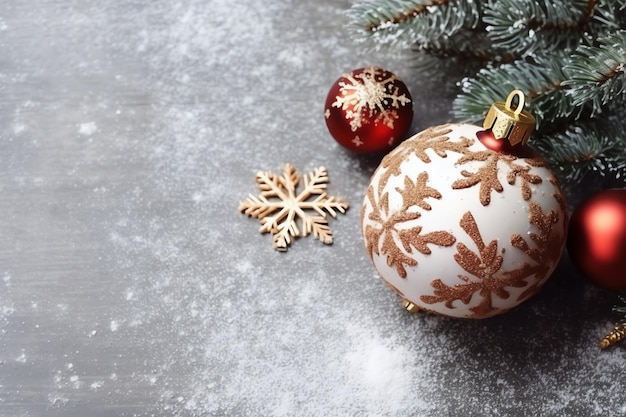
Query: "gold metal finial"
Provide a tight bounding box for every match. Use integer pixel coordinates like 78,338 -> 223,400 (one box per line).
402,299 -> 421,313
600,323 -> 626,349
483,90 -> 536,146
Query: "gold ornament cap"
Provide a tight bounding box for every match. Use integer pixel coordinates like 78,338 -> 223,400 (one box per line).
483,90 -> 536,146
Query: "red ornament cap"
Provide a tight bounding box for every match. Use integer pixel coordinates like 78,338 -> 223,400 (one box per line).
568,189 -> 626,291
324,66 -> 413,154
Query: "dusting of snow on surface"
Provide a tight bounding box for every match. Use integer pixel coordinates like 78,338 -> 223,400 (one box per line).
78,122 -> 98,136
0,0 -> 625,416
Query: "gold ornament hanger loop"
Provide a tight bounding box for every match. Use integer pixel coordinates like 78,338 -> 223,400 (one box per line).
483,89 -> 536,146
505,89 -> 525,117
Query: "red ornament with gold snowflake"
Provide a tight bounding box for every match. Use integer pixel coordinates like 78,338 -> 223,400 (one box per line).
361,91 -> 568,318
324,66 -> 413,155
239,164 -> 349,251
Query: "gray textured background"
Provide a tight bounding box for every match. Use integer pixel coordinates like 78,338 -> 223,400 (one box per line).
0,1 -> 624,416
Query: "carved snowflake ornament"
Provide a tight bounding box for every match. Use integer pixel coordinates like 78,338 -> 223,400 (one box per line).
324,66 -> 413,155
361,123 -> 568,318
239,164 -> 349,251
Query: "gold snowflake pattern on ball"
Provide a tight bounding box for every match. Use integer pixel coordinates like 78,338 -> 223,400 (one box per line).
332,66 -> 411,131
363,171 -> 456,278
364,124 -> 565,317
386,124 -> 548,206
419,204 -> 563,318
239,164 -> 349,251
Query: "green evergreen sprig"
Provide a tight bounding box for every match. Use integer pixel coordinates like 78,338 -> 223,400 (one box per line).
563,30 -> 626,115
349,0 -> 482,48
453,55 -> 573,125
349,0 -> 626,186
532,119 -> 626,182
483,0 -> 595,57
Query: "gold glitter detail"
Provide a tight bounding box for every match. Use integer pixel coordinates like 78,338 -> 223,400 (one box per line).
365,191 -> 420,277
420,209 -> 560,318
600,323 -> 626,349
385,123 -> 549,207
364,123 -> 567,317
364,171 -> 455,278
452,151 -> 506,206
510,202 -> 559,264
509,202 -> 563,302
452,149 -> 545,206
332,66 -> 411,131
506,163 -> 543,201
375,124 -> 470,200
396,172 -> 440,211
550,175 -> 569,218
388,124 -> 470,164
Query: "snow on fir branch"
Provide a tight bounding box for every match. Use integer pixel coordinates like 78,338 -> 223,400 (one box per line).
483,0 -> 597,57
349,0 -> 481,47
564,30 -> 626,115
453,54 -> 573,125
349,0 -> 626,185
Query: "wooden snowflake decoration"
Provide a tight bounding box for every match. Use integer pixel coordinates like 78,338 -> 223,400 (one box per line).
239,164 -> 349,251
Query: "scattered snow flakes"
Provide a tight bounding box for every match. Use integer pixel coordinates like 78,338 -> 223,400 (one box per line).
191,192 -> 206,203
90,381 -> 104,390
78,122 -> 98,136
16,350 -> 27,363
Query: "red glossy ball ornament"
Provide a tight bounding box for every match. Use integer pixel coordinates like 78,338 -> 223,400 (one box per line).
324,66 -> 413,154
568,189 -> 626,291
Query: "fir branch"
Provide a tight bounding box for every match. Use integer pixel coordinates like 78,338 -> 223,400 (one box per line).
407,29 -> 517,81
484,0 -> 596,57
349,0 -> 482,48
563,30 -> 626,116
592,0 -> 626,31
532,118 -> 626,182
361,0 -> 451,28
414,28 -> 516,64
349,0 -> 626,185
453,55 -> 572,126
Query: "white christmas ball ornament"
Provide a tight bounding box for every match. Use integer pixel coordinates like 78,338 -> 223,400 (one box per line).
361,93 -> 568,319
